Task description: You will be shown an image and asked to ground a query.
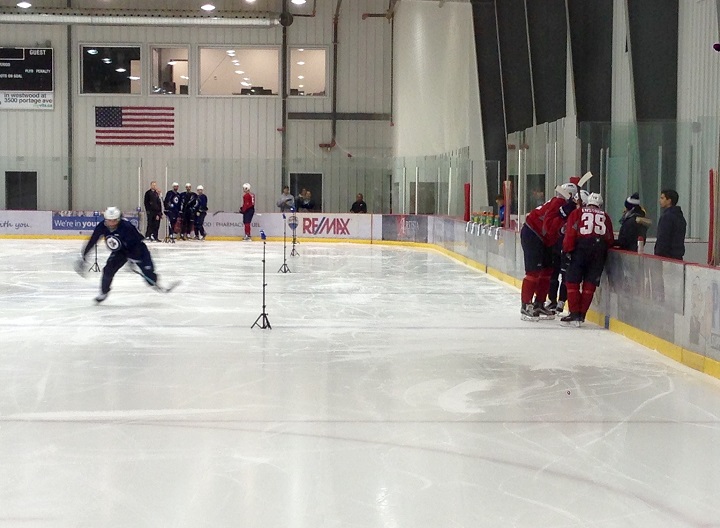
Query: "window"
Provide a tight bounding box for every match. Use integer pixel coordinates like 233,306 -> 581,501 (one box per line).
199,47 -> 279,96
289,48 -> 326,96
82,46 -> 141,94
151,47 -> 189,95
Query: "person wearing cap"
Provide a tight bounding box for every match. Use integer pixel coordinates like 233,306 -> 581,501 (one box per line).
164,182 -> 181,240
179,183 -> 198,241
193,185 -> 208,240
143,180 -> 162,242
75,207 -> 168,303
240,183 -> 255,240
614,192 -> 650,252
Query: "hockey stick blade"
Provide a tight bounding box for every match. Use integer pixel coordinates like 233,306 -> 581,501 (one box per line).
154,280 -> 181,294
555,185 -> 572,199
578,171 -> 593,188
127,261 -> 180,293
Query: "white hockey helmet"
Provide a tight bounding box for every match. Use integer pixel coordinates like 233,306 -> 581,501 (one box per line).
172,182 -> 179,187
197,185 -> 204,191
243,183 -> 251,191
575,190 -> 590,203
560,182 -> 578,197
185,182 -> 192,188
586,192 -> 603,208
103,206 -> 121,220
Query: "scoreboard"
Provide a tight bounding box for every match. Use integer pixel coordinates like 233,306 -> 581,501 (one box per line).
0,47 -> 54,110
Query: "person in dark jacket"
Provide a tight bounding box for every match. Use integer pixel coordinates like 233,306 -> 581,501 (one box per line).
654,189 -> 686,260
614,192 -> 650,252
143,180 -> 162,242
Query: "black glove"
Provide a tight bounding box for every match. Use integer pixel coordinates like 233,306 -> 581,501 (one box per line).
559,201 -> 576,219
560,252 -> 572,273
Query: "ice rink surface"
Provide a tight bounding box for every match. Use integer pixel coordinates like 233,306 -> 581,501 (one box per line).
2,238 -> 720,528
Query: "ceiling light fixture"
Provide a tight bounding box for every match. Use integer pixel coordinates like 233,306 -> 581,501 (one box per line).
291,0 -> 306,4
102,58 -> 112,64
297,75 -> 304,79
87,49 -> 99,55
297,61 -> 305,65
201,4 -> 216,11
115,67 -> 126,72
17,2 -> 32,8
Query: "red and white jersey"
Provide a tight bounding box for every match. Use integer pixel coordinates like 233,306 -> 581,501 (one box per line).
525,196 -> 568,246
241,192 -> 255,212
563,206 -> 615,253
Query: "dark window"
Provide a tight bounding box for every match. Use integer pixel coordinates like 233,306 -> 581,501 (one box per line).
82,46 -> 141,94
5,171 -> 37,210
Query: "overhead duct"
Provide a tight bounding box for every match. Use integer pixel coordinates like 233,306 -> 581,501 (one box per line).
0,8 -> 282,27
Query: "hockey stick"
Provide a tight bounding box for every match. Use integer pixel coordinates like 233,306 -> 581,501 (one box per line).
127,261 -> 181,293
575,171 -> 593,206
578,171 -> 593,189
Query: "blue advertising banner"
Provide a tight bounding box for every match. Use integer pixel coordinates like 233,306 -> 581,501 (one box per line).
51,211 -> 140,232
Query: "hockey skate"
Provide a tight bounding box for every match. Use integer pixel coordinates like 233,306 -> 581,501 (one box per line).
95,292 -> 108,303
521,303 -> 539,321
534,302 -> 556,320
560,312 -> 583,327
555,300 -> 565,314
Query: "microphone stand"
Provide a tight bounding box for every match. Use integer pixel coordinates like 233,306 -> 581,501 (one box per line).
252,230 -> 272,329
278,212 -> 291,273
89,211 -> 101,272
289,209 -> 299,256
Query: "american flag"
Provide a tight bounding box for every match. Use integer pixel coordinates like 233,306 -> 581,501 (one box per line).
95,106 -> 175,146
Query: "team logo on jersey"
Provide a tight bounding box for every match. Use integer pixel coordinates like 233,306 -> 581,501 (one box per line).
105,235 -> 121,251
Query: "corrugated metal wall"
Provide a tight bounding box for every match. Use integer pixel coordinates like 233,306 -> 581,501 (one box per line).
0,24 -> 69,210
0,0 -> 392,214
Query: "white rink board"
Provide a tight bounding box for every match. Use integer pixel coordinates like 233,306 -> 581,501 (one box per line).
0,210 -> 377,240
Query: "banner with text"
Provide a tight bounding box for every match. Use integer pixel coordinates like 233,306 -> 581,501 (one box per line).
0,210 -> 51,235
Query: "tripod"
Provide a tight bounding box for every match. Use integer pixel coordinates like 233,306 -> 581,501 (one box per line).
89,243 -> 101,272
288,212 -> 299,256
278,213 -> 291,273
252,230 -> 272,329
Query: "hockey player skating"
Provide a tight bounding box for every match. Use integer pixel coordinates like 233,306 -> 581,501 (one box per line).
560,193 -> 614,326
75,207 -> 178,303
240,183 -> 256,241
520,182 -> 578,321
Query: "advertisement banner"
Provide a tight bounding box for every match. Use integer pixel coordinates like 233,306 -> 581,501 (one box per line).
298,213 -> 371,239
0,91 -> 54,110
52,211 -> 139,234
0,210 -> 51,235
381,215 -> 428,243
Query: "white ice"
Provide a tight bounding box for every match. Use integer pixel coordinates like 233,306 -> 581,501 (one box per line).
2,239 -> 720,528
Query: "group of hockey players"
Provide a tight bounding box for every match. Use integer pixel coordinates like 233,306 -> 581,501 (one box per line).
163,182 -> 209,241
520,175 -> 614,327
